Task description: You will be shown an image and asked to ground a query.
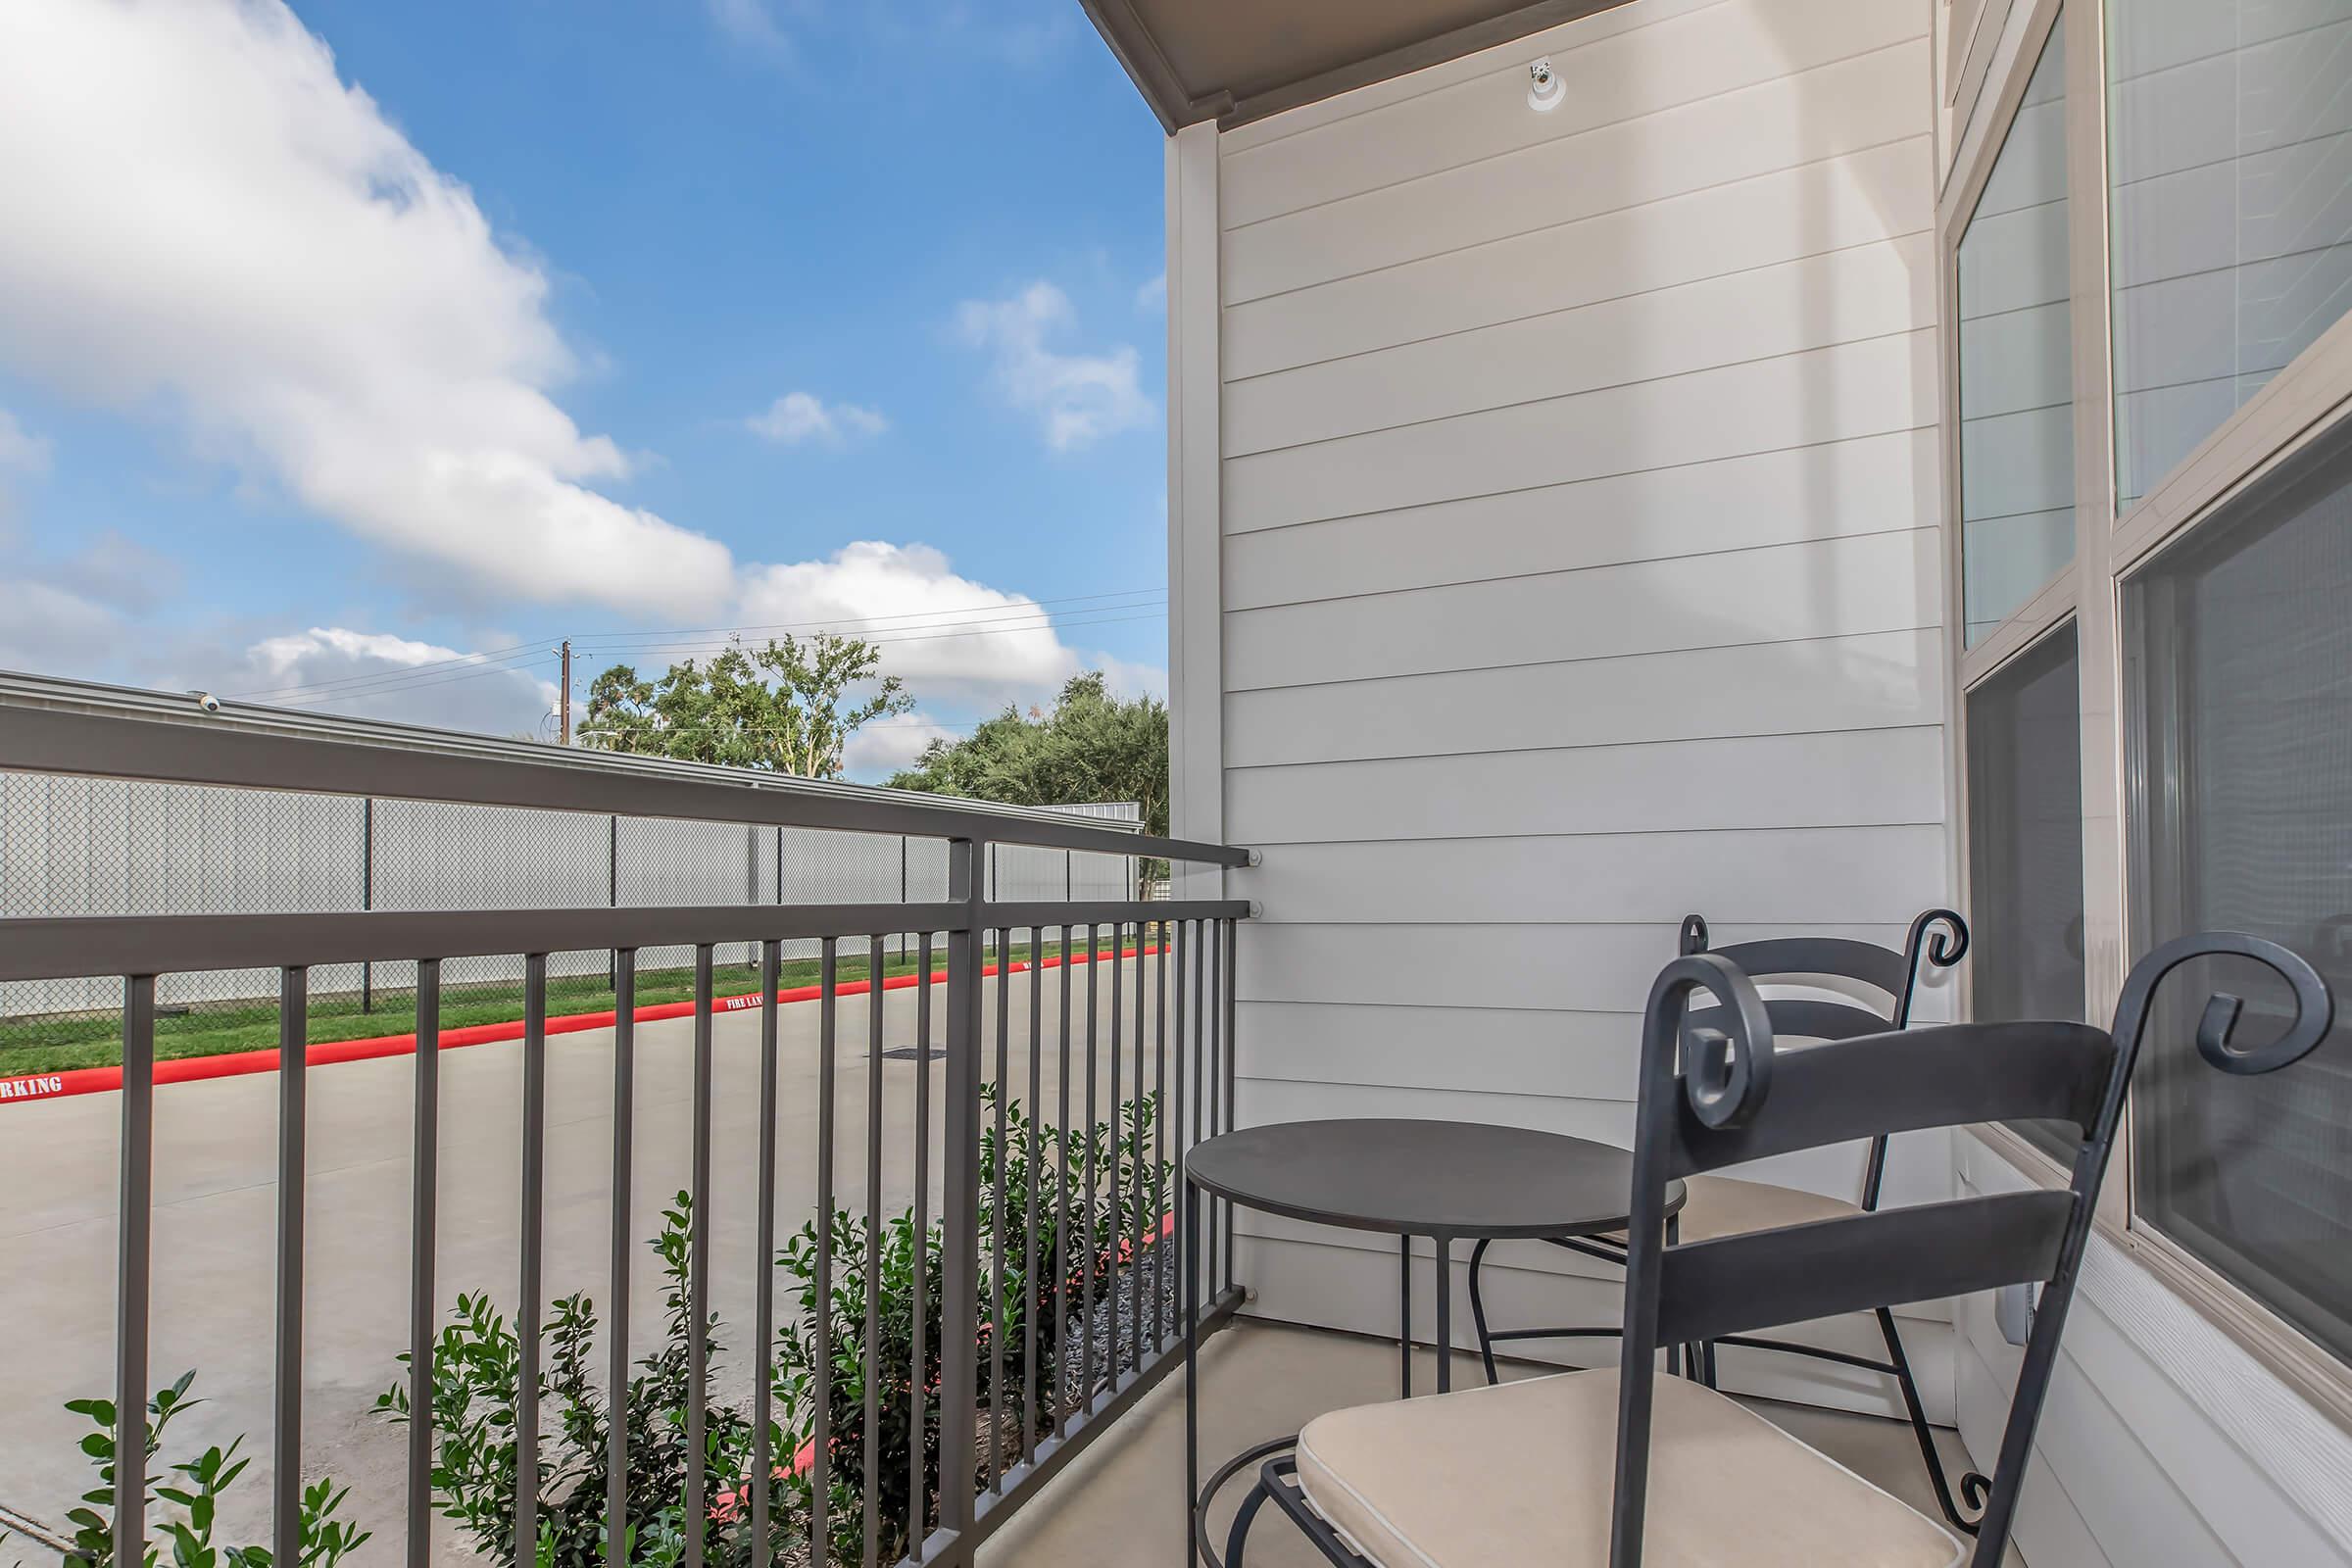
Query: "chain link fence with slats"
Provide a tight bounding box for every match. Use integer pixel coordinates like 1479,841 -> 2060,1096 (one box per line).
0,769 -> 1138,1062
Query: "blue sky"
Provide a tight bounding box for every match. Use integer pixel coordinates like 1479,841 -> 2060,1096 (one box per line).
0,0 -> 1169,778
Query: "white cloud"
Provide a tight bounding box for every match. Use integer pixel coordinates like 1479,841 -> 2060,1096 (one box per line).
956,282 -> 1152,452
0,0 -> 735,619
733,539 -> 1081,702
744,391 -> 889,447
1092,654 -> 1167,703
842,708 -> 953,777
0,410 -> 49,473
231,626 -> 560,734
1135,271 -> 1166,313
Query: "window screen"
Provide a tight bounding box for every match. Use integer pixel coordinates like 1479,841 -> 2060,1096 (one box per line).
1967,622 -> 2086,1161
2125,416 -> 2352,1363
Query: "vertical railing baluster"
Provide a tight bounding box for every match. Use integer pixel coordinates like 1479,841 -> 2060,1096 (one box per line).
1153,922 -> 1169,1350
685,948 -> 714,1568
606,951 -> 636,1568
1207,922 -> 1222,1296
814,939 -> 839,1560
751,940 -> 780,1568
1170,922 -> 1186,1348
516,955 -> 546,1568
275,964 -> 309,1568
1222,918 -> 1238,1294
938,841 -> 985,1545
1053,925 -> 1073,1441
1191,920 -> 1205,1314
909,931 -> 934,1558
1130,919 -> 1148,1368
864,935 -> 885,1568
407,961 -> 441,1568
989,926 -> 1009,1493
1081,924 -> 1100,1410
116,974 -> 155,1568
1106,920 -> 1125,1396
1022,924 -> 1043,1466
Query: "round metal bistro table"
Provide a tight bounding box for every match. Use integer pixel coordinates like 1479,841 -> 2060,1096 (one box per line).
1180,1118 -> 1686,1567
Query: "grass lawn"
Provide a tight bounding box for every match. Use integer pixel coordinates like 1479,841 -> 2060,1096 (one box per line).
0,937 -> 1142,1077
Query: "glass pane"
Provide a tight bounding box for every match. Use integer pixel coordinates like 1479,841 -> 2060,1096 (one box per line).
2108,0 -> 2352,509
1959,24 -> 2076,647
1967,623 -> 2086,1160
2124,416 -> 2352,1363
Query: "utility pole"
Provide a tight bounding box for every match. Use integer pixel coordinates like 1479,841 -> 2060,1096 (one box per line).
559,639 -> 572,746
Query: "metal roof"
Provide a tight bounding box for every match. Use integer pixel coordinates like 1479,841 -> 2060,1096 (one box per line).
1081,0 -> 1635,130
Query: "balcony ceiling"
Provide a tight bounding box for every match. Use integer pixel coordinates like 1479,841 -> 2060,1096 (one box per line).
1082,0 -> 1636,130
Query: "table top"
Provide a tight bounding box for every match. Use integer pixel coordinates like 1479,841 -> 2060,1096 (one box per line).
1183,1118 -> 1683,1241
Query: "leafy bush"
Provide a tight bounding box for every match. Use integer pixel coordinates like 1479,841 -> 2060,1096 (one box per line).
391,1090 -> 1172,1568
778,1086 -> 1170,1567
376,1195 -> 792,1568
53,1371 -> 367,1568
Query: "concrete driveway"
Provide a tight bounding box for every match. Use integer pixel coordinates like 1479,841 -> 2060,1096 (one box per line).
0,956 -> 1175,1561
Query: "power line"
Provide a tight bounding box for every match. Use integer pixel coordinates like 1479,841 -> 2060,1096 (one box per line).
244,589 -> 1165,705
270,608 -> 1166,713
231,638 -> 563,701
566,584 -> 1166,645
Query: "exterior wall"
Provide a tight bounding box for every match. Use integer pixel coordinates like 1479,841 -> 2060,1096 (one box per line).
1959,1132 -> 2352,1566
1177,0 -> 1958,1418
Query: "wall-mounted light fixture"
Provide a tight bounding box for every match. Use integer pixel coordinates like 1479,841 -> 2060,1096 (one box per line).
1528,56 -> 1564,112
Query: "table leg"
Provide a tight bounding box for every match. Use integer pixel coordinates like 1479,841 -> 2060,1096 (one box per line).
1398,1236 -> 1412,1398
1434,1235 -> 1452,1395
1185,1179 -> 1200,1567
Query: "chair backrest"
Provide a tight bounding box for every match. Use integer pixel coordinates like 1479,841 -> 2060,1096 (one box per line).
1678,908 -> 1969,1208
1606,932 -> 2332,1568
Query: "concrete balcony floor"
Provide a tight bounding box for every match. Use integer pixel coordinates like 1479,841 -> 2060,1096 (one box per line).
982,1318 -> 2023,1567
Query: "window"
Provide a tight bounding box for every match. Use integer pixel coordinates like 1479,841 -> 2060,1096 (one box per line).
1958,24 -> 2075,646
2124,419 -> 2352,1363
2108,0 -> 2352,508
1967,622 -> 2086,1160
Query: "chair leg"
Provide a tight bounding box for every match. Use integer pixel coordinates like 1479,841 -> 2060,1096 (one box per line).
1226,1475 -> 1273,1568
1699,1339 -> 1718,1389
1466,1237 -> 1501,1385
1876,1305 -> 1984,1535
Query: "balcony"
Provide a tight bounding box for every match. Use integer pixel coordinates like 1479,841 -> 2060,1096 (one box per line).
9,0 -> 2352,1564
0,673 -> 1248,1568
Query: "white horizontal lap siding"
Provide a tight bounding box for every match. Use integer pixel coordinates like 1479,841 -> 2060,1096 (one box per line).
1957,1136 -> 2352,1566
1203,0 -> 1949,1414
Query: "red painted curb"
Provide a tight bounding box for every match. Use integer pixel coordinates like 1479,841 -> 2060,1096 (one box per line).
0,945 -> 1161,1107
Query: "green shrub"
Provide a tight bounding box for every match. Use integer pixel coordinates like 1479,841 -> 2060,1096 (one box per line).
376,1194 -> 791,1568
778,1087 -> 1171,1566
390,1089 -> 1172,1568
53,1371 -> 367,1568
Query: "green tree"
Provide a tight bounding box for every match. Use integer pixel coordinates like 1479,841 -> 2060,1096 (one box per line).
580,632 -> 911,779
885,671 -> 1166,834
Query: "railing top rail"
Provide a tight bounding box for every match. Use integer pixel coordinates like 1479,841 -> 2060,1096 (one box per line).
0,669 -> 1247,866
0,899 -> 1251,980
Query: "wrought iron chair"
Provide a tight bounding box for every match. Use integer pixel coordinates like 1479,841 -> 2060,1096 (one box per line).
1463,907 -> 1976,1526
1213,931 -> 2329,1568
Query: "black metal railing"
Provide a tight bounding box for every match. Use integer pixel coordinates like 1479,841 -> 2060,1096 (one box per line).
0,673 -> 1250,1568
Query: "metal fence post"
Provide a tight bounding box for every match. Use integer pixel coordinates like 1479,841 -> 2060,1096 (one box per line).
937,835 -> 985,1554
360,797 -> 373,1012
607,813 -> 619,990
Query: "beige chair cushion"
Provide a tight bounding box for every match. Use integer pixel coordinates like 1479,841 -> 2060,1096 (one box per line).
1599,1173 -> 1862,1246
1293,1367 -> 1962,1568
1674,1173 -> 1863,1242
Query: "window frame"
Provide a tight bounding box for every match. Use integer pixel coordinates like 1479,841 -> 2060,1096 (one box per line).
1937,0 -> 2352,1425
